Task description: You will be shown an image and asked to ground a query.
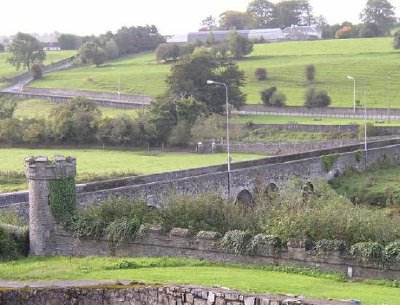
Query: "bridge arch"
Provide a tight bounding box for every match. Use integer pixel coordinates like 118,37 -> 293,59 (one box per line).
235,189 -> 254,205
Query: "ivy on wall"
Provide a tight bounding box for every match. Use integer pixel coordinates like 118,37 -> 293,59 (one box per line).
49,177 -> 76,225
321,153 -> 339,172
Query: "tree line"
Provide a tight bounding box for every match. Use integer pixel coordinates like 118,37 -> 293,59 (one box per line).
202,0 -> 397,39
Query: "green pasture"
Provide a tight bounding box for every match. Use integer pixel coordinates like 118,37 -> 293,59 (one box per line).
13,99 -> 138,119
0,257 -> 398,305
0,148 -> 264,192
28,38 -> 400,108
0,51 -> 76,80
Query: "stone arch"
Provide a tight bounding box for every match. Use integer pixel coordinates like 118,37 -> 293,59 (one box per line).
236,189 -> 254,205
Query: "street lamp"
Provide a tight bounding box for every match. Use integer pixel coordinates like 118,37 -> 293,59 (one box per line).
387,72 -> 392,123
207,80 -> 231,200
347,75 -> 356,114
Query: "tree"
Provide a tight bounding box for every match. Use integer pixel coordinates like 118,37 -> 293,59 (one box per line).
167,53 -> 246,114
360,0 -> 396,34
201,15 -> 217,31
155,43 -> 181,62
394,30 -> 400,49
0,98 -> 17,119
255,67 -> 267,81
219,11 -> 252,30
297,0 -> 315,26
261,87 -> 277,106
105,39 -> 119,59
57,33 -> 81,50
6,32 -> 46,70
30,63 -> 43,79
273,1 -> 301,28
359,22 -> 382,37
0,43 -> 4,52
247,0 -> 276,28
78,42 -> 107,67
50,97 -> 101,143
227,30 -> 254,59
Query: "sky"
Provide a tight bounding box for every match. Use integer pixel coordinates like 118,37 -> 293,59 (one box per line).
0,0 -> 399,38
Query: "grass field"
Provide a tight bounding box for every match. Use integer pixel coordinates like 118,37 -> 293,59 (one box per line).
13,99 -> 138,119
0,51 -> 76,80
0,148 -> 264,192
28,38 -> 400,108
0,257 -> 398,305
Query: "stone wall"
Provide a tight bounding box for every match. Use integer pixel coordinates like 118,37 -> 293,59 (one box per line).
46,225 -> 400,281
0,284 -> 361,305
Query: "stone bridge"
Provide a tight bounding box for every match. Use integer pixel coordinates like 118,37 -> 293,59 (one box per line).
2,138 -> 400,222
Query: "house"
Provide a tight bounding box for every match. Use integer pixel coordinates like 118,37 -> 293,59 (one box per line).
282,25 -> 322,40
42,42 -> 61,51
186,28 -> 283,44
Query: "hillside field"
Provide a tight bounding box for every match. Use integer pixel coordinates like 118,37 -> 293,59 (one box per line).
0,51 -> 76,79
28,37 -> 400,108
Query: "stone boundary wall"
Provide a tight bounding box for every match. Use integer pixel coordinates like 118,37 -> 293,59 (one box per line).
240,104 -> 400,118
0,284 -> 361,305
253,123 -> 360,133
49,225 -> 400,281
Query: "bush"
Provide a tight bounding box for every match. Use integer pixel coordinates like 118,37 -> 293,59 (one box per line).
304,87 -> 331,108
247,234 -> 283,254
384,240 -> 400,263
0,225 -> 29,260
255,68 -> 267,81
359,23 -> 382,38
315,239 -> 347,255
30,62 -> 43,79
350,242 -> 384,264
220,230 -> 253,254
261,87 -> 277,106
269,91 -> 286,107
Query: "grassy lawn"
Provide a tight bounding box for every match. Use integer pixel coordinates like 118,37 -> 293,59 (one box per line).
0,51 -> 76,79
13,99 -> 138,119
0,257 -> 398,305
28,38 -> 400,108
0,148 -> 264,192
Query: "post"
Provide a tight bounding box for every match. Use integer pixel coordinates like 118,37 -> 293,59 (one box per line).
363,82 -> 367,164
387,72 -> 391,123
347,76 -> 356,114
25,155 -> 76,256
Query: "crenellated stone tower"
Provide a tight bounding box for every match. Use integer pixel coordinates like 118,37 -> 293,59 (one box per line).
25,155 -> 76,256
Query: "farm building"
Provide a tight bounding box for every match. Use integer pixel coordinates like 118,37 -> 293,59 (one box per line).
42,42 -> 61,51
283,25 -> 322,40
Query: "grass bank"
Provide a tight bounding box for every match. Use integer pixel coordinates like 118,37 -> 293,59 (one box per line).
0,256 -> 398,305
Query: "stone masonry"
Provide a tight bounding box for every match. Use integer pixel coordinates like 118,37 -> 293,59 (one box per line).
24,155 -> 76,256
0,284 -> 361,305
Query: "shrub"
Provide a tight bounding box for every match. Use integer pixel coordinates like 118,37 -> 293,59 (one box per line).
304,87 -> 331,108
384,240 -> 400,263
247,234 -> 283,254
269,91 -> 286,107
255,67 -> 267,81
315,239 -> 347,255
350,242 -> 384,264
261,87 -> 277,106
0,225 -> 29,260
321,153 -> 339,172
30,62 -> 43,79
220,230 -> 253,254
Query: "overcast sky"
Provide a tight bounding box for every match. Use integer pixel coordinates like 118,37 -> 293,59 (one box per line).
0,0 -> 399,37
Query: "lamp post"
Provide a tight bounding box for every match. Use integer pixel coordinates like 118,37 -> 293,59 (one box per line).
347,75 -> 356,114
363,81 -> 367,163
207,80 -> 231,200
387,72 -> 392,123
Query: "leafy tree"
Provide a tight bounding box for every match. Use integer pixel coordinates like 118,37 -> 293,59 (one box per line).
57,33 -> 81,50
273,1 -> 300,28
206,32 -> 217,46
201,15 -> 217,30
335,26 -> 353,39
304,87 -> 331,108
6,32 -> 46,70
168,121 -> 192,147
360,0 -> 396,34
155,43 -> 181,62
247,0 -> 276,28
0,43 -> 4,52
227,30 -> 254,59
167,53 -> 246,114
78,42 -> 107,67
270,90 -> 287,107
394,30 -> 400,49
219,11 -> 251,30
297,0 -> 315,26
105,39 -> 119,59
50,97 -> 101,144
359,22 -> 382,37
0,118 -> 21,144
